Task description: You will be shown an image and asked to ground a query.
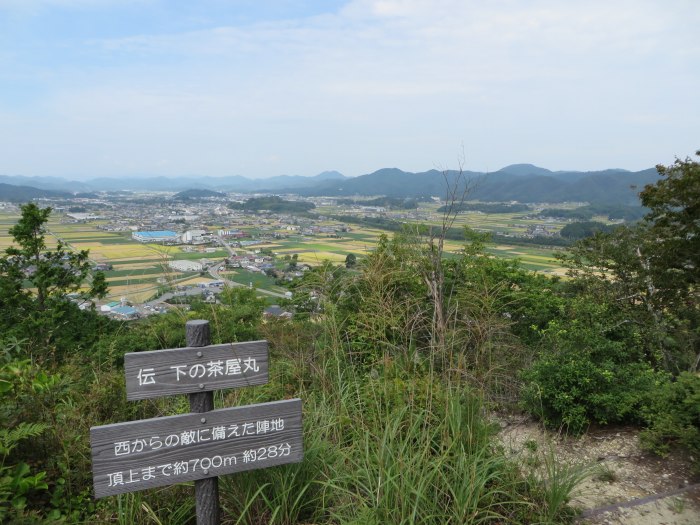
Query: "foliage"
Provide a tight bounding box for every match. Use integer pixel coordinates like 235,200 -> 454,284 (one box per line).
173,188 -> 225,200
0,204 -> 112,362
228,196 -> 316,213
93,287 -> 266,366
558,221 -> 613,240
540,207 -> 595,221
540,204 -> 646,222
640,372 -> 700,473
288,260 -> 347,318
333,232 -> 429,366
0,341 -> 53,521
521,298 -> 668,433
0,422 -> 49,521
437,202 -> 530,214
556,152 -> 700,373
531,447 -> 592,523
337,196 -> 420,209
324,386 -> 522,524
6,204 -> 89,307
641,151 -> 700,291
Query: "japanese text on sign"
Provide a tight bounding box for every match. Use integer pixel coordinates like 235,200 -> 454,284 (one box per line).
105,443 -> 292,489
124,341 -> 268,400
91,398 -> 303,498
112,417 -> 285,457
136,358 -> 260,386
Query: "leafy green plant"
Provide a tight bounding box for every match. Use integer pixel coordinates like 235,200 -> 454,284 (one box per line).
640,372 -> 700,473
521,299 -> 667,433
0,422 -> 49,521
524,439 -> 539,453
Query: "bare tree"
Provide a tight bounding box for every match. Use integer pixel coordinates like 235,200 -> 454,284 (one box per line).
422,152 -> 477,354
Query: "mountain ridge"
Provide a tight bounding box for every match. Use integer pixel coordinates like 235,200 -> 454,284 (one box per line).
0,165 -> 660,205
290,167 -> 659,205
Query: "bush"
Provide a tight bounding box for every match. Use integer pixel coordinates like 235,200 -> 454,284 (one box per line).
521,300 -> 668,433
0,341 -> 52,521
640,372 -> 700,472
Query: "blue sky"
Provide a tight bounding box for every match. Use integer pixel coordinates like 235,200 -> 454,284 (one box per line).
1,0 -> 698,179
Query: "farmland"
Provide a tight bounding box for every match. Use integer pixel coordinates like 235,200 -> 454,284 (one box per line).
0,197 -> 575,304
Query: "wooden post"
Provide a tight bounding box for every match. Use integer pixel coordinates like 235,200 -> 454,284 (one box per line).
186,320 -> 220,525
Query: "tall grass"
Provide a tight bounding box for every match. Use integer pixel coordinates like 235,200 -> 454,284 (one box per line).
213,313 -> 586,525
533,447 -> 591,524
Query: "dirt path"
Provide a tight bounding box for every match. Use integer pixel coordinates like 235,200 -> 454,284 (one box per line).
496,415 -> 700,524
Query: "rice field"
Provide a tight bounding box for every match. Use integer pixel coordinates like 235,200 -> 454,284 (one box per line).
0,203 -> 571,305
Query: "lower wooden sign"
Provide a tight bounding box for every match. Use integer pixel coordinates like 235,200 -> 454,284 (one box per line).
90,398 -> 303,498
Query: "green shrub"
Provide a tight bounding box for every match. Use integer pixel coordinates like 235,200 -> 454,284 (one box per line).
521,300 -> 668,433
640,372 -> 700,472
0,342 -> 53,521
0,422 -> 49,521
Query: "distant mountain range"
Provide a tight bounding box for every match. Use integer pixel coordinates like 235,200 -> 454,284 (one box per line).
292,164 -> 659,206
0,165 -> 660,205
0,170 -> 346,194
0,183 -> 72,202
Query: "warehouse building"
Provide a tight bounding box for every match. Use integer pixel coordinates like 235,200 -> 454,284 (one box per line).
131,230 -> 180,243
168,260 -> 203,272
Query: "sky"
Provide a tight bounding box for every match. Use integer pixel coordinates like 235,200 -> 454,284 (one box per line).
0,0 -> 698,180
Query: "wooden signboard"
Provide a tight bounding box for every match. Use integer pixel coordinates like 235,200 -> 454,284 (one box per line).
124,341 -> 268,400
91,398 -> 303,498
92,321 -> 303,524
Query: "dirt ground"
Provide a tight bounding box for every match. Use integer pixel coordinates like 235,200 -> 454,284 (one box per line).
495,414 -> 700,524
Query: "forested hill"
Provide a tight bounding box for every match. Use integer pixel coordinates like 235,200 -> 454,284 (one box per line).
294,166 -> 660,205
228,195 -> 316,213
0,183 -> 71,202
173,188 -> 226,200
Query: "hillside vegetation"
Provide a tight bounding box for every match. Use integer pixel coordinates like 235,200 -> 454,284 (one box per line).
0,183 -> 71,202
1,152 -> 698,523
173,189 -> 226,200
228,196 -> 316,213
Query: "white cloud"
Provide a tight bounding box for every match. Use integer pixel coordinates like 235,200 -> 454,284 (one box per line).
1,0 -> 699,176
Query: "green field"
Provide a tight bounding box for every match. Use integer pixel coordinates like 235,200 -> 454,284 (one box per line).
0,203 -> 578,302
222,270 -> 286,293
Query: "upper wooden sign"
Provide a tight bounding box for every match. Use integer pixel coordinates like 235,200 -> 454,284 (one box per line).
124,341 -> 268,400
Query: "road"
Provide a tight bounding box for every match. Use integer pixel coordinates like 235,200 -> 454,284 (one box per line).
213,235 -> 236,256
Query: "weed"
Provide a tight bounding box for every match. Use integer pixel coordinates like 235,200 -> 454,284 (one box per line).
667,496 -> 686,514
594,464 -> 618,483
535,447 -> 592,523
524,439 -> 539,453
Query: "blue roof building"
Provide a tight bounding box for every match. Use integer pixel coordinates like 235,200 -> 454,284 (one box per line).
110,306 -> 139,319
132,231 -> 180,243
